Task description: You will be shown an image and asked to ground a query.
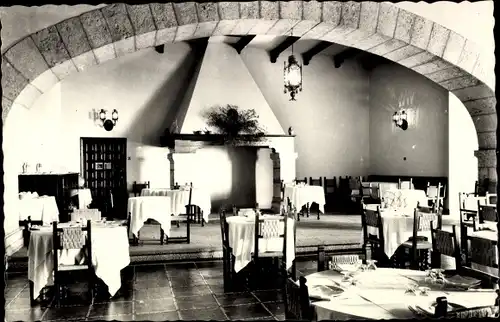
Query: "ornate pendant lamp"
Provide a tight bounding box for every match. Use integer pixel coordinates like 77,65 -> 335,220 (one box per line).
283,28 -> 302,101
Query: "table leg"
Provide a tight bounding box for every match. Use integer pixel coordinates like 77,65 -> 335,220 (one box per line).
306,203 -> 310,218
201,211 -> 205,227
29,280 -> 36,306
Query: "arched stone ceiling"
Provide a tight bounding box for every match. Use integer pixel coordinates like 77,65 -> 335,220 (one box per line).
1,1 -> 496,188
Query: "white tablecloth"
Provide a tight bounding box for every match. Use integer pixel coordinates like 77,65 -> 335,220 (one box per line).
307,268 -> 497,320
77,189 -> 92,209
19,196 -> 59,224
128,196 -> 173,238
383,189 -> 428,209
28,223 -> 130,299
226,215 -> 295,273
284,185 -> 325,213
141,188 -> 211,222
364,205 -> 432,257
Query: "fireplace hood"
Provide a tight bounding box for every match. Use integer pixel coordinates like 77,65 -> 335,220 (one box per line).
171,37 -> 285,137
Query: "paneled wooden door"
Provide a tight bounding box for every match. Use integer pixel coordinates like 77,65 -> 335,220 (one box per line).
80,138 -> 127,219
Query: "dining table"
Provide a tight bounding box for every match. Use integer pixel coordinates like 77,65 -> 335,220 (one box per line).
306,268 -> 497,320
363,204 -> 434,258
284,184 -> 326,214
140,188 -> 211,223
127,196 -> 173,238
28,221 -> 130,300
226,214 -> 295,273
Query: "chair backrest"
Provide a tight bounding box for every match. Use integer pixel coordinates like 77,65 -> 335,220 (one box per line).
362,184 -> 379,200
348,177 -> 361,191
219,207 -> 230,249
399,178 -> 413,190
53,220 -> 92,270
478,203 -> 498,223
132,181 -> 150,197
467,236 -> 498,269
434,298 -> 497,319
413,209 -> 438,233
295,177 -> 307,184
309,177 -> 322,187
323,177 -> 336,195
486,192 -> 497,205
284,276 -> 311,320
254,212 -> 286,260
426,182 -> 446,199
431,223 -> 460,269
361,204 -> 383,245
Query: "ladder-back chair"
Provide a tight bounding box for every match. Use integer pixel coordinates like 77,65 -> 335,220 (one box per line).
132,181 -> 150,197
361,203 -> 384,264
284,276 -> 313,320
430,224 -> 460,270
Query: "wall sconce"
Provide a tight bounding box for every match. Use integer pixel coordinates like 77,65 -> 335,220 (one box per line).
99,109 -> 119,131
393,109 -> 408,130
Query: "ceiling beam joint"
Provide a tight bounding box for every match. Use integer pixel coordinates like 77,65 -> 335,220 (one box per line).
301,41 -> 332,65
231,35 -> 256,54
269,37 -> 300,63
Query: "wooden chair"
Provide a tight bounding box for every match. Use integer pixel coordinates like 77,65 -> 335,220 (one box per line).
461,235 -> 499,288
399,209 -> 439,271
284,276 -> 313,320
295,177 -> 307,184
361,203 -> 385,264
426,182 -> 446,210
281,206 -> 297,281
132,181 -> 150,197
476,203 -> 498,231
317,245 -> 363,272
51,220 -> 95,307
361,183 -> 380,204
323,177 -> 336,212
398,178 -> 413,190
430,224 -> 460,270
252,211 -> 286,287
220,206 -> 236,292
166,186 -> 192,244
434,297 -> 497,318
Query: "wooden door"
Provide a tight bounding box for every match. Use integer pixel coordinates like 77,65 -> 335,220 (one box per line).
80,138 -> 127,219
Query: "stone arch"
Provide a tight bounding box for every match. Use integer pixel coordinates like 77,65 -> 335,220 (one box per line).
1,1 -> 496,191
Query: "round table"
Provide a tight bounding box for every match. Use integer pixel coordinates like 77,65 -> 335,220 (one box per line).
127,196 -> 173,237
305,268 -> 497,320
284,185 -> 326,213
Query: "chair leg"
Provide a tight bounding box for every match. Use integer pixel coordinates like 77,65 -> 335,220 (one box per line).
306,203 -> 310,217
160,228 -> 164,245
29,281 -> 36,307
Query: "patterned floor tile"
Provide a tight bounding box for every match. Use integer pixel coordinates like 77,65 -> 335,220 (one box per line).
136,311 -> 179,321
176,294 -> 218,310
179,307 -> 228,321
223,303 -> 272,320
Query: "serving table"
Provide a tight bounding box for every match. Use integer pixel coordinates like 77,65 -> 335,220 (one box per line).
226,215 -> 295,273
28,222 -> 130,300
306,268 -> 497,320
19,195 -> 59,224
140,188 -> 211,223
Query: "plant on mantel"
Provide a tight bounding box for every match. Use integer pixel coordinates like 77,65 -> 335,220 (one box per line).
203,104 -> 266,145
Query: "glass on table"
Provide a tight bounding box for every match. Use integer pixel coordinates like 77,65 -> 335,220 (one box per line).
366,260 -> 377,270
341,271 -> 354,283
405,283 -> 419,295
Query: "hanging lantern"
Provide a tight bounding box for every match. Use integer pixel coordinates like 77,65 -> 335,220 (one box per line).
284,55 -> 302,101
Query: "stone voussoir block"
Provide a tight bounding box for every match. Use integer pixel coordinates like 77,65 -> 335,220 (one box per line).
279,1 -> 302,20
173,2 -> 198,25
426,23 -> 450,57
322,1 -> 342,25
80,9 -> 113,49
477,132 -> 497,150
150,3 -> 178,29
474,149 -> 497,168
376,2 -> 399,37
439,75 -> 480,92
218,2 -> 240,20
472,113 -> 497,133
126,4 -> 157,35
56,17 -> 92,58
452,84 -> 494,102
101,4 -> 134,41
394,9 -> 416,43
302,1 -> 322,22
31,26 -> 71,68
196,3 -> 219,23
4,37 -> 50,82
259,1 -> 279,20
1,58 -> 30,102
239,1 -> 259,19
463,97 -> 497,116
409,16 -> 433,49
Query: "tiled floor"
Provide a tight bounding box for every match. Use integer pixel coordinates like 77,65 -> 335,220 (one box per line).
4,260 -> 319,322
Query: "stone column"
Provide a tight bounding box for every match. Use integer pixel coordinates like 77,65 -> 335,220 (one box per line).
474,148 -> 497,194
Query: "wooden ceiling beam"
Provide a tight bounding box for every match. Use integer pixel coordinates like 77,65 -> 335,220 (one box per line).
231,35 -> 257,54
301,41 -> 332,65
333,48 -> 364,68
269,36 -> 300,63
